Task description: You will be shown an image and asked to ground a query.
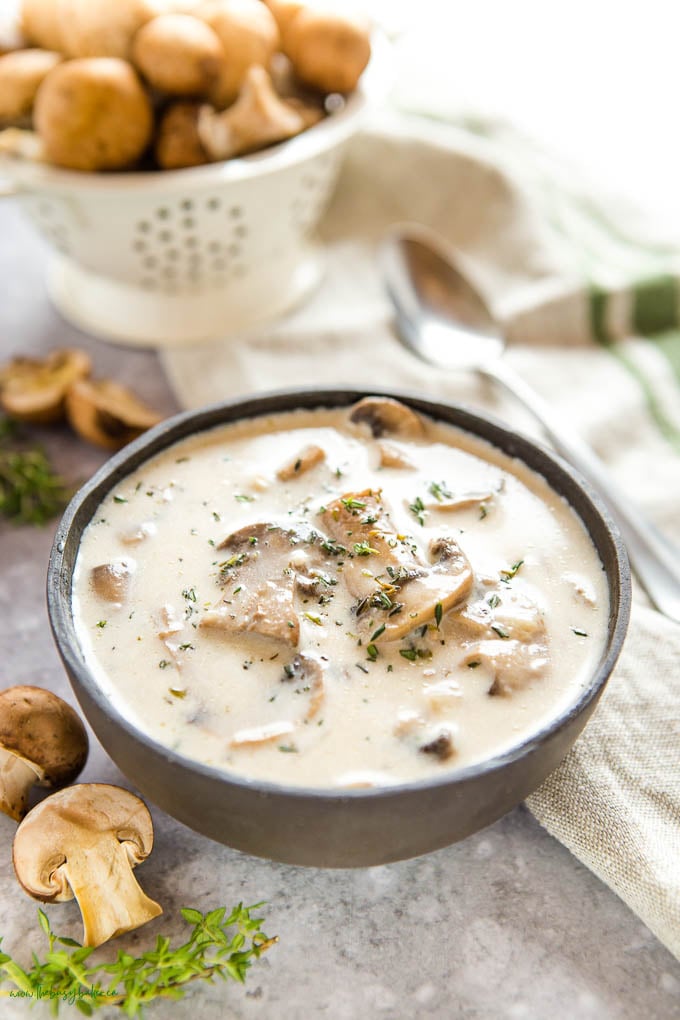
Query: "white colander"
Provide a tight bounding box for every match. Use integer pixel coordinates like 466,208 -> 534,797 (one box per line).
1,49 -> 385,347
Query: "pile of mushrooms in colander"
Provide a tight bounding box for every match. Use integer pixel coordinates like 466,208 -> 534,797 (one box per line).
0,0 -> 372,171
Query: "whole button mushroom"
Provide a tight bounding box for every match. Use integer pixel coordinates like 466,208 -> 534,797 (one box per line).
13,784 -> 163,947
283,7 -> 371,94
131,14 -> 225,98
0,686 -> 89,821
197,0 -> 280,107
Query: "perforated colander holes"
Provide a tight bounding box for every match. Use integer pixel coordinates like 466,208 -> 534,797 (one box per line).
133,198 -> 247,290
26,199 -> 73,255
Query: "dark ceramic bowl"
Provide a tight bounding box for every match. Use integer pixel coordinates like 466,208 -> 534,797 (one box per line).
47,389 -> 630,867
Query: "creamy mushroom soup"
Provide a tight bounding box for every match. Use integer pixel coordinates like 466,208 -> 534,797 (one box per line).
72,399 -> 609,788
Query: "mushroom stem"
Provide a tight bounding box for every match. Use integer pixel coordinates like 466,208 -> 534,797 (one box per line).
0,746 -> 44,821
61,838 -> 162,947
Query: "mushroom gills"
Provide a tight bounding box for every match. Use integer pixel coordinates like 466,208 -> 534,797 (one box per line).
12,784 -> 162,948
348,396 -> 426,439
0,746 -> 44,821
323,491 -> 473,641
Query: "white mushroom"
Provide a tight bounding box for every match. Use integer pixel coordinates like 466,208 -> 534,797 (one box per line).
12,784 -> 162,947
276,444 -> 326,481
0,686 -> 88,821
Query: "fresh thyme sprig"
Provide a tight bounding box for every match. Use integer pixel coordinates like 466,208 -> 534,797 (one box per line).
0,417 -> 72,526
0,903 -> 276,1017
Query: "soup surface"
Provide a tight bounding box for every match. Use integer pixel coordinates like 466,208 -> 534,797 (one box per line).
73,398 -> 609,788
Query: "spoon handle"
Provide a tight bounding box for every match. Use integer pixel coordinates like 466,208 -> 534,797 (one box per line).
484,358 -> 680,622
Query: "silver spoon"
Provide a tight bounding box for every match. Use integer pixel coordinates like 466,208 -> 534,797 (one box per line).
381,223 -> 680,623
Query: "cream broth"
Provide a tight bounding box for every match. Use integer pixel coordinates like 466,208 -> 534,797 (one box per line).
72,400 -> 609,788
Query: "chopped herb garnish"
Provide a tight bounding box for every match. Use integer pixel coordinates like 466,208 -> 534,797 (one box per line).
182,587 -> 197,602
169,687 -> 187,698
0,419 -> 72,526
159,659 -> 171,669
500,559 -> 524,581
113,495 -> 128,504
434,602 -> 443,628
248,536 -> 258,545
353,541 -> 378,557
428,481 -> 453,502
355,663 -> 369,674
487,594 -> 501,609
571,627 -> 589,637
399,648 -> 417,662
178,643 -> 194,651
341,496 -> 367,513
304,613 -> 323,626
234,493 -> 255,502
479,504 -> 488,520
278,744 -> 298,753
212,511 -> 221,521
491,623 -> 509,639
370,623 -> 386,642
408,496 -> 427,526
366,644 -> 378,661
96,620 -> 107,629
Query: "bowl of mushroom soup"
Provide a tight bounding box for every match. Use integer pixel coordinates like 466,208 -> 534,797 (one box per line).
47,389 -> 630,867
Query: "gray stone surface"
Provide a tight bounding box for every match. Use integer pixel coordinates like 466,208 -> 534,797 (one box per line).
1,201 -> 679,1020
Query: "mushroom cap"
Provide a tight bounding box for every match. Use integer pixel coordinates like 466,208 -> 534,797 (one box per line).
65,378 -> 162,450
0,686 -> 88,788
0,49 -> 63,125
283,7 -> 371,94
197,0 -> 279,106
34,58 -> 154,172
13,783 -> 154,903
0,348 -> 91,425
131,13 -> 225,97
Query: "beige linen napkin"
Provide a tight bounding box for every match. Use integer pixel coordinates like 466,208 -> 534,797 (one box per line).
163,119 -> 680,959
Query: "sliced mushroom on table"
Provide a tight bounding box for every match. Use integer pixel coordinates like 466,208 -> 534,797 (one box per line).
0,347 -> 91,424
65,378 -> 162,450
13,784 -> 162,948
0,686 -> 88,821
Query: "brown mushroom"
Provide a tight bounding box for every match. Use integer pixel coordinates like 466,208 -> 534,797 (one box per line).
0,348 -> 91,425
201,521 -> 311,645
198,65 -> 305,161
0,127 -> 45,162
323,491 -> 473,641
348,397 -> 426,439
283,7 -> 371,94
376,441 -> 415,470
0,686 -> 88,821
34,58 -> 153,172
197,0 -> 279,106
0,49 -> 62,127
155,101 -> 209,170
132,14 -> 224,97
13,783 -> 162,947
91,560 -> 135,604
276,444 -> 326,481
65,378 -> 162,450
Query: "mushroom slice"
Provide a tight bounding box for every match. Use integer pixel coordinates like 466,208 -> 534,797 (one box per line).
348,397 -> 426,439
0,348 -> 91,424
120,521 -> 157,546
394,711 -> 456,761
65,379 -> 162,451
13,784 -> 162,947
323,492 -> 473,642
91,560 -> 135,604
198,65 -> 304,161
463,639 -> 550,697
426,490 -> 495,512
230,721 -> 295,749
201,521 -> 319,646
377,441 -> 415,470
0,686 -> 88,821
455,587 -> 546,642
276,444 -> 326,481
282,651 -> 325,721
